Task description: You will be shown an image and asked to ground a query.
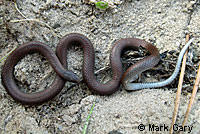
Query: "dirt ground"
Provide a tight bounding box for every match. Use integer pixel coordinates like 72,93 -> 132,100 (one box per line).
0,0 -> 200,134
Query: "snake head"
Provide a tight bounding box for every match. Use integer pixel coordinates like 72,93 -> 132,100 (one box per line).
63,70 -> 81,83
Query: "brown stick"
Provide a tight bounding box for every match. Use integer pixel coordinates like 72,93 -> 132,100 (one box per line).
169,34 -> 190,134
182,63 -> 200,127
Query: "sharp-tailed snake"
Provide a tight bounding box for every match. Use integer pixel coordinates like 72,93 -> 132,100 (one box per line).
1,33 -> 194,105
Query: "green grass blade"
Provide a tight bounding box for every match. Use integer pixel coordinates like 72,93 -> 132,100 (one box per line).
82,102 -> 95,134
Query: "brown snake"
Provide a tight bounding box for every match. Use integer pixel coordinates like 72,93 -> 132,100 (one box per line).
1,33 -> 160,105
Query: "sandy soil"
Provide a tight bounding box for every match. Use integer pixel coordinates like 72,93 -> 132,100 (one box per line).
0,0 -> 200,134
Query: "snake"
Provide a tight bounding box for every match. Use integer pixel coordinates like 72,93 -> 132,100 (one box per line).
1,33 -> 193,105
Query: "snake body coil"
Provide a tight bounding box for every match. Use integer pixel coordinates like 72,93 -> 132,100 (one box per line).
123,38 -> 194,91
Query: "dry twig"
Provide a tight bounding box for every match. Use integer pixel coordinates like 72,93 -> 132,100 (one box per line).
182,63 -> 200,127
169,34 -> 190,134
